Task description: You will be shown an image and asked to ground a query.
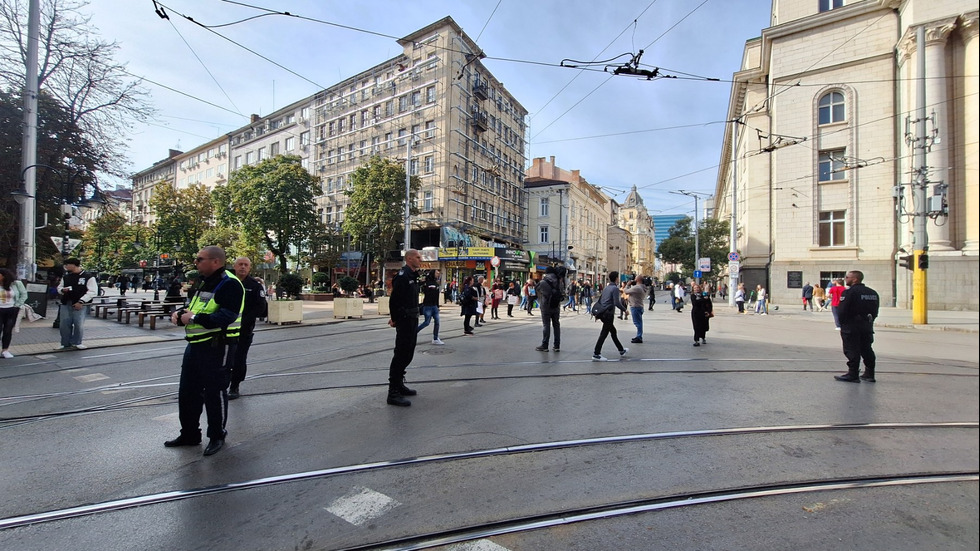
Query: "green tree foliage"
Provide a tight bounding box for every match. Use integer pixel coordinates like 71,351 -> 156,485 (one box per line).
343,156 -> 420,272
80,210 -> 126,272
199,226 -> 263,264
149,182 -> 213,265
657,216 -> 731,275
0,89 -> 106,264
212,155 -> 320,273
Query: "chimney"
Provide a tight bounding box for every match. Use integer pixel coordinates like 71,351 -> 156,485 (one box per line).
250,114 -> 260,123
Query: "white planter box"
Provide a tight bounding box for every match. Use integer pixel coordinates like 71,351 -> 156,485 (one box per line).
267,299 -> 303,325
333,297 -> 364,319
376,296 -> 390,316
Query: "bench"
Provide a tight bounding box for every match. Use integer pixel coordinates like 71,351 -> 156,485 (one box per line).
138,309 -> 172,329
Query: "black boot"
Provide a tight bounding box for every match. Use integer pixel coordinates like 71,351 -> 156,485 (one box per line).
397,379 -> 417,396
228,384 -> 240,400
834,372 -> 860,383
387,389 -> 411,406
860,369 -> 876,382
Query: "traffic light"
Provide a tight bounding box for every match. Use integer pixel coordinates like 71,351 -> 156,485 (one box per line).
917,254 -> 929,270
898,254 -> 912,270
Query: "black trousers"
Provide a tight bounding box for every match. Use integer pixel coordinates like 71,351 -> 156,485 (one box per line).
594,314 -> 624,356
230,318 -> 256,386
388,316 -> 419,386
540,308 -> 560,347
0,306 -> 19,349
178,340 -> 235,440
841,329 -> 875,375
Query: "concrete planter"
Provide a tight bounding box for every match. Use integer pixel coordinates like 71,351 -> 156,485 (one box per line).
333,297 -> 364,319
267,299 -> 303,325
377,296 -> 390,316
299,293 -> 334,301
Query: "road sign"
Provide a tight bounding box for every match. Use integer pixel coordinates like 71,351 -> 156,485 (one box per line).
490,256 -> 500,267
727,252 -> 740,262
51,237 -> 81,254
698,258 -> 711,272
693,270 -> 703,279
729,261 -> 740,275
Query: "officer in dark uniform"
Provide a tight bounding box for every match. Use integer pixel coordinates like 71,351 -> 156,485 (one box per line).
386,249 -> 422,407
229,256 -> 268,399
165,246 -> 245,456
834,270 -> 880,383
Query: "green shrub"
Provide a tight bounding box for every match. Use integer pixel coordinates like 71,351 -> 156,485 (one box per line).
277,272 -> 304,299
338,275 -> 359,296
311,271 -> 331,291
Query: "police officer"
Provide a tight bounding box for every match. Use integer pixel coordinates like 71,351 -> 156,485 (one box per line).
386,249 -> 422,407
229,256 -> 268,399
165,246 -> 244,456
834,270 -> 880,383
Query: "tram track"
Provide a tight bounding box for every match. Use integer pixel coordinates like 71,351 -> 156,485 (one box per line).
1,422 -> 975,534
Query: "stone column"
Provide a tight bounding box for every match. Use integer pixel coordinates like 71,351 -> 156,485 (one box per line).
962,13 -> 979,252
924,20 -> 957,250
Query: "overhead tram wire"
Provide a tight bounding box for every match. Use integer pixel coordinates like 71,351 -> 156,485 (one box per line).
164,17 -> 244,116
474,0 -> 502,43
119,68 -> 247,118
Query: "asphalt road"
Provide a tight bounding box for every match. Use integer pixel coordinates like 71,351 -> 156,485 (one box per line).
1,303 -> 977,551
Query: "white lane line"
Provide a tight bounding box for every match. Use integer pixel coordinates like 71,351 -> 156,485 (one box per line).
448,540 -> 512,550
73,373 -> 110,383
324,486 -> 400,526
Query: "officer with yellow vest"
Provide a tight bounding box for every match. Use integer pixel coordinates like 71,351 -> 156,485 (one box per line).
165,246 -> 244,456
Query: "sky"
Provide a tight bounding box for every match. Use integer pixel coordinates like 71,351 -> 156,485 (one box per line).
84,0 -> 772,217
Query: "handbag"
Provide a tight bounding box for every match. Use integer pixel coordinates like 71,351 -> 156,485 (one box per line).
476,301 -> 484,314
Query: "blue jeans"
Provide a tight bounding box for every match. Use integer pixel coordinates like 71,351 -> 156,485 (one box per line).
582,296 -> 592,313
416,305 -> 440,340
59,303 -> 88,347
630,306 -> 644,339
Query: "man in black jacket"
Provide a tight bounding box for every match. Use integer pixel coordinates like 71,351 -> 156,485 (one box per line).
229,256 -> 268,399
834,270 -> 880,383
386,249 -> 422,406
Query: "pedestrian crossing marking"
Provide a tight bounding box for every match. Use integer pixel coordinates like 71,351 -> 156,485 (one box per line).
73,373 -> 109,383
324,486 -> 400,526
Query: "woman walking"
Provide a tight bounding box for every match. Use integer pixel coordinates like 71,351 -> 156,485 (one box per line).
505,281 -> 520,317
0,268 -> 29,358
690,283 -> 713,346
592,271 -> 629,361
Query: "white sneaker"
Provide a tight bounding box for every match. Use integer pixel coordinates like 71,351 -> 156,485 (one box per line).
432,339 -> 445,345
592,354 -> 605,361
74,344 -> 88,350
0,351 -> 13,359
619,347 -> 629,357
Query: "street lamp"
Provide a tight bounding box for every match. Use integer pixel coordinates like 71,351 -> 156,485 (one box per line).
670,190 -> 711,282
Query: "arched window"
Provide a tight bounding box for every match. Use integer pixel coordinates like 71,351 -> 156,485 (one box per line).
818,91 -> 846,124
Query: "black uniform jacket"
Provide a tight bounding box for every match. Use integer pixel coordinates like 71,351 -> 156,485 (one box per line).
389,266 -> 420,322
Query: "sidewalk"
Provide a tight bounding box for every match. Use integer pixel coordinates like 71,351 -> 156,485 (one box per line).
8,290 -> 392,357
721,300 -> 979,333
8,290 -> 977,357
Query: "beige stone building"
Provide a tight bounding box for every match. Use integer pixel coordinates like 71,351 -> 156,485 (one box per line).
228,99 -> 314,190
174,136 -> 230,193
311,16 -> 528,251
714,0 -> 978,310
130,149 -> 180,226
524,156 -> 612,281
618,185 -> 656,278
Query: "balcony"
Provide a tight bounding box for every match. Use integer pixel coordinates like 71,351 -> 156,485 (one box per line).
473,81 -> 489,101
470,110 -> 488,133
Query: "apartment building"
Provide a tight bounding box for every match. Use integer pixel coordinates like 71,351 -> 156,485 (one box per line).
130,149 -> 181,226
228,98 -> 314,187
618,185 -> 656,278
174,136 -> 230,193
714,0 -> 978,309
524,156 -> 613,282
311,16 -> 528,253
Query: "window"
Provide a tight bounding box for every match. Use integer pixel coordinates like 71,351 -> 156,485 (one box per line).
423,190 -> 433,212
300,131 -> 310,146
426,85 -> 436,103
284,137 -> 294,151
819,210 -> 846,246
270,142 -> 280,156
245,151 -> 255,165
818,91 -> 845,124
539,197 -> 550,217
424,155 -> 433,173
424,120 -> 435,139
234,156 -> 242,170
539,225 -> 549,243
819,150 -> 846,181
819,0 -> 844,12
410,159 -> 418,175
258,147 -> 266,161
300,107 -> 311,120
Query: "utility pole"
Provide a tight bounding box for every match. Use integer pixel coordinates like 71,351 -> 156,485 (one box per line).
17,0 -> 41,281
671,190 -> 712,282
911,26 -> 929,324
404,135 -> 412,255
728,118 -> 741,307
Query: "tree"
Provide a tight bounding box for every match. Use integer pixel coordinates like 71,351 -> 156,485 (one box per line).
199,226 -> 263,265
343,156 -> 420,276
212,155 -> 320,273
0,89 -> 105,265
80,210 -> 126,272
0,0 -> 154,176
149,182 -> 213,264
658,216 -> 731,275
